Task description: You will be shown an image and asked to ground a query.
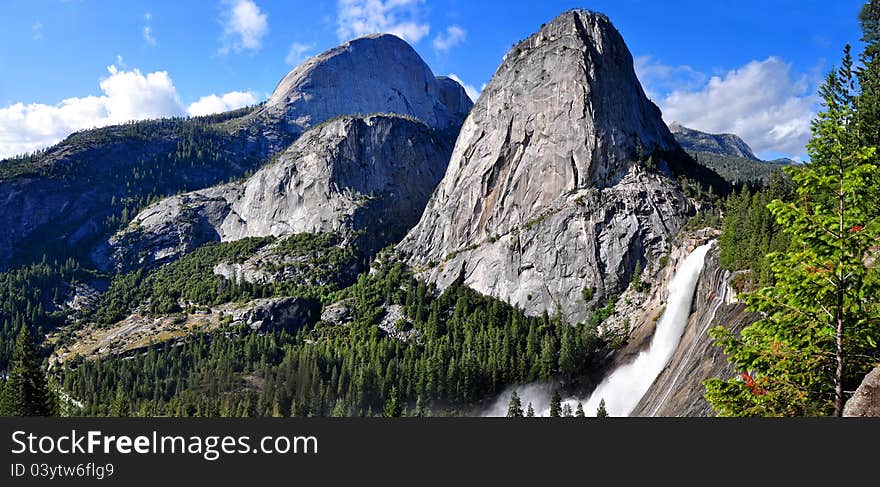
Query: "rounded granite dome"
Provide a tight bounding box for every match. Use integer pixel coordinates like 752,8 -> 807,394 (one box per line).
264,33 -> 472,131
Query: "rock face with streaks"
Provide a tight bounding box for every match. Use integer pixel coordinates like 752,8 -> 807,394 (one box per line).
103,115 -> 455,271
399,9 -> 714,324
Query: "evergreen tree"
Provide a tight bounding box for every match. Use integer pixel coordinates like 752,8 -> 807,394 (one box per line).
631,261 -> 644,292
859,0 -> 880,146
596,399 -> 608,417
575,402 -> 585,417
526,402 -> 535,417
0,327 -> 54,416
558,328 -> 578,381
111,388 -> 130,417
549,391 -> 562,417
383,386 -> 403,418
562,403 -> 573,417
506,391 -> 524,417
706,48 -> 880,416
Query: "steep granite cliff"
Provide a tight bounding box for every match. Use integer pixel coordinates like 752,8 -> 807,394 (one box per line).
399,10 -> 718,324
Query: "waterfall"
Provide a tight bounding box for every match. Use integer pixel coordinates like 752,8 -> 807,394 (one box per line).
481,242 -> 714,417
573,242 -> 714,417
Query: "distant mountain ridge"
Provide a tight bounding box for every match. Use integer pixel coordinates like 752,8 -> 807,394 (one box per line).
669,123 -> 793,184
669,122 -> 759,160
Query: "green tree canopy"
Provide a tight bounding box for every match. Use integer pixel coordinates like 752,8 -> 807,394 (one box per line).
0,327 -> 55,416
706,46 -> 880,417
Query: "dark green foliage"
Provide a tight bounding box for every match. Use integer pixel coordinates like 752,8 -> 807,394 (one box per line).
718,171 -> 795,288
506,391 -> 524,417
689,151 -> 791,185
0,327 -> 55,416
707,45 -> 880,417
59,255 -> 613,416
858,1 -> 880,146
581,286 -> 596,303
383,386 -> 403,417
0,258 -> 94,370
575,402 -> 585,417
91,234 -> 357,325
630,261 -> 644,292
549,391 -> 561,417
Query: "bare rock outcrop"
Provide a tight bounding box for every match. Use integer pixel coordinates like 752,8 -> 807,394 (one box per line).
252,33 -> 472,134
399,10 -> 716,324
844,366 -> 880,417
104,115 -> 454,270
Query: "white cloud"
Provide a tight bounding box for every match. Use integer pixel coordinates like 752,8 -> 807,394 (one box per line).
0,64 -> 259,159
651,57 -> 818,158
447,73 -> 480,102
433,25 -> 465,52
32,22 -> 43,41
285,42 -> 315,66
336,0 -> 430,43
634,55 -> 706,100
186,91 -> 258,116
143,12 -> 156,45
219,0 -> 269,54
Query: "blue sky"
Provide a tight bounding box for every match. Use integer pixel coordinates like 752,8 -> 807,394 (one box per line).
0,0 -> 866,160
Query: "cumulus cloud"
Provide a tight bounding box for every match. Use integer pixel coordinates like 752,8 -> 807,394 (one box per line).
285,42 -> 315,66
337,0 -> 430,43
0,64 -> 258,159
447,73 -> 480,102
219,0 -> 269,54
646,57 -> 818,158
186,91 -> 258,116
433,25 -> 466,52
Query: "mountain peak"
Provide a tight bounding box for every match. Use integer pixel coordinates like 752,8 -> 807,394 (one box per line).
399,10 -> 696,323
262,33 -> 472,132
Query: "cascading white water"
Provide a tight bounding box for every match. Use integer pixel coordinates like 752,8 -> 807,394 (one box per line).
571,242 -> 714,417
480,242 -> 714,417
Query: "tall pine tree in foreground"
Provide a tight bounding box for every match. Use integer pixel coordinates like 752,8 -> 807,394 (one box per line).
705,46 -> 880,417
0,327 -> 56,416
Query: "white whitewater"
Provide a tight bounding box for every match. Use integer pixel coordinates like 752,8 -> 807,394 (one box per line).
480,242 -> 713,417
572,242 -> 714,417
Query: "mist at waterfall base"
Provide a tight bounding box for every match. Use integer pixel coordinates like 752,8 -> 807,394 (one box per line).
481,242 -> 713,417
